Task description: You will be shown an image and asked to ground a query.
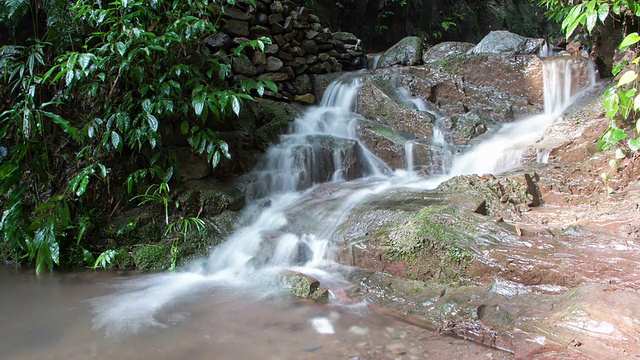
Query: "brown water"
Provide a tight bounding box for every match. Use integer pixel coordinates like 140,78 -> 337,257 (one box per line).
0,266 -> 510,360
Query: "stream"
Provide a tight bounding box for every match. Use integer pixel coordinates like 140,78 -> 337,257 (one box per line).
1,55 -> 599,359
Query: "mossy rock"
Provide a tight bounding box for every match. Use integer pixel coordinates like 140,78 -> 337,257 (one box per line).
281,271 -> 330,302
174,211 -> 242,265
133,243 -> 171,271
115,248 -> 135,269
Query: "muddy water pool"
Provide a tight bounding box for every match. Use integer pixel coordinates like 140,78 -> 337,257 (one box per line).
0,266 -> 510,360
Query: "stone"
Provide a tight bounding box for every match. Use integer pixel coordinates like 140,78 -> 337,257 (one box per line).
469,30 -> 545,55
266,56 -> 284,71
256,12 -> 269,25
221,19 -> 250,37
281,270 -> 329,301
277,50 -> 293,61
252,51 -> 267,71
261,72 -> 290,81
232,57 -> 259,76
270,1 -> 283,13
422,41 -> 475,63
377,36 -> 423,68
265,44 -> 279,54
305,30 -> 319,40
332,31 -> 359,45
268,13 -> 283,24
172,147 -> 212,182
204,32 -> 232,51
294,93 -> 316,104
301,39 -> 318,54
250,25 -> 271,37
271,22 -> 284,34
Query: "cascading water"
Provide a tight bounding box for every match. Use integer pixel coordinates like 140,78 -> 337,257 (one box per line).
448,57 -> 595,176
91,55 -> 596,337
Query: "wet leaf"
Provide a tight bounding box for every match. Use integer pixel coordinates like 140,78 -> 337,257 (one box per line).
617,71 -> 637,87
620,32 -> 640,51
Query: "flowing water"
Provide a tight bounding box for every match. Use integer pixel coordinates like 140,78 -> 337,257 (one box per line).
0,56 -> 596,359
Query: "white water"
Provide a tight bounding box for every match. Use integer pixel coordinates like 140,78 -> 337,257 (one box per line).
91,56 -> 596,336
449,58 -> 595,176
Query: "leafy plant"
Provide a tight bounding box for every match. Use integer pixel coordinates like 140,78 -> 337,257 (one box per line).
0,0 -> 275,273
165,216 -> 206,271
540,0 -> 640,192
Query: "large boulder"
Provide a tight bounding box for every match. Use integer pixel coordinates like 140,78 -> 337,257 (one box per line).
377,36 -> 424,68
356,80 -> 435,139
422,41 -> 475,63
468,30 -> 545,55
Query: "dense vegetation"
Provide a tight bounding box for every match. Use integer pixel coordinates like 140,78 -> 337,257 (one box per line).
0,0 -> 274,273
1,0 -> 639,273
538,1 -> 640,191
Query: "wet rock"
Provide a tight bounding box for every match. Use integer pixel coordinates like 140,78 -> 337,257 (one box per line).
133,244 -> 171,271
422,42 -> 475,64
332,31 -> 359,44
294,135 -> 369,188
469,30 -> 545,55
221,19 -> 250,37
293,93 -> 315,104
281,270 -> 330,301
204,32 -> 232,51
178,178 -> 246,216
371,53 -> 545,128
356,119 -> 409,170
356,80 -> 435,139
377,36 -> 423,68
232,57 -> 259,76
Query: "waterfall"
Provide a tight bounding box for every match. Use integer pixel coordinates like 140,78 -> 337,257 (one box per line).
448,57 -> 595,176
244,74 -> 390,200
90,54 -> 598,336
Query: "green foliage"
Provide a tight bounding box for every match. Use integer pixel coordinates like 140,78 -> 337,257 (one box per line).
0,0 -> 275,273
541,0 -> 640,192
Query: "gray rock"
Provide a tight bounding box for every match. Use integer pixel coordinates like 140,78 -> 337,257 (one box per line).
204,32 -> 231,51
423,41 -> 475,63
266,56 -> 284,71
332,31 -> 359,44
232,57 -> 259,76
469,30 -> 545,55
377,36 -> 423,68
221,19 -> 250,37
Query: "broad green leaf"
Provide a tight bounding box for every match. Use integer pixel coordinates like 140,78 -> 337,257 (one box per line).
598,3 -> 609,23
609,159 -> 619,169
82,248 -> 95,265
111,131 -> 121,150
612,61 -> 628,76
620,33 -> 640,51
231,96 -> 241,116
192,98 -> 205,116
617,71 -> 637,87
146,112 -> 158,132
78,53 -> 92,70
585,9 -> 597,33
629,137 -> 640,151
615,148 -> 626,159
211,150 -> 221,167
42,111 -> 81,142
181,120 -> 189,135
115,42 -> 127,56
142,98 -> 153,113
256,82 -> 265,96
634,94 -> 640,111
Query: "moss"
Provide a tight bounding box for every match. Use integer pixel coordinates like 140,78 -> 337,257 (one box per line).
115,248 -> 134,269
382,204 -> 475,282
133,243 -> 171,271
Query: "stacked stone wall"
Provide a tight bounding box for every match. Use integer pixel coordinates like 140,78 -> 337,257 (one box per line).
207,0 -> 365,104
